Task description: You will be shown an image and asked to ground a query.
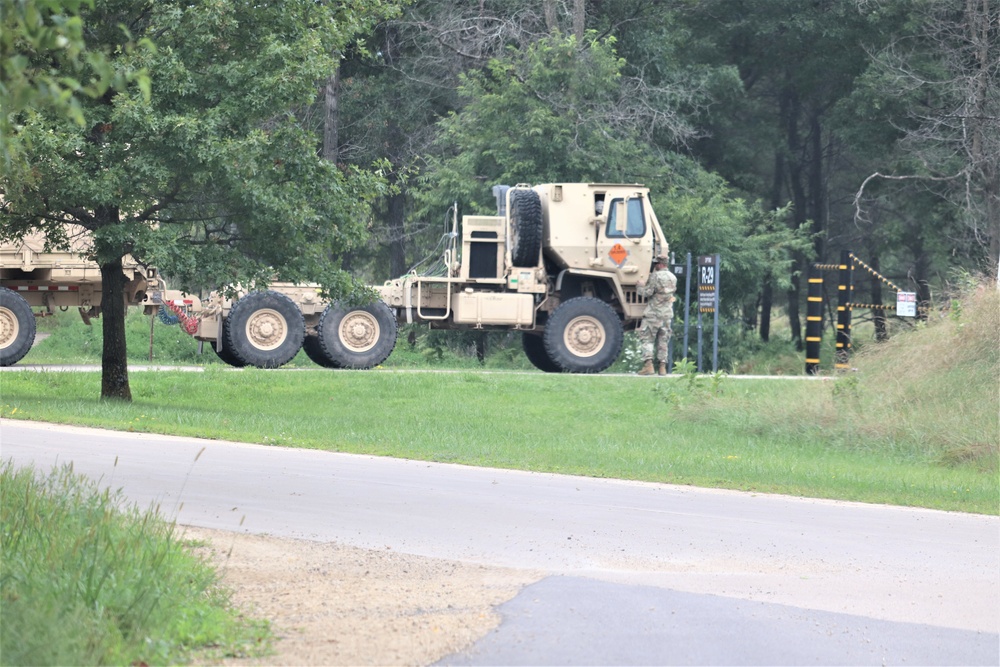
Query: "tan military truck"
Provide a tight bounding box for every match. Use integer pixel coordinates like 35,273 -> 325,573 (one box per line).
358,182 -> 670,373
0,232 -> 315,368
1,182 -> 670,372
0,229 -> 189,366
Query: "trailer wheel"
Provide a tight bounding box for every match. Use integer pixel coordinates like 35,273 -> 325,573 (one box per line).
522,332 -> 560,373
223,290 -> 304,368
543,297 -> 623,373
0,287 -> 36,367
302,335 -> 338,368
317,300 -> 397,369
509,188 -> 542,266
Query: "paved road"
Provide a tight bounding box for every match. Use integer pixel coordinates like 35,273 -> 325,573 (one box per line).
3,420 -> 998,665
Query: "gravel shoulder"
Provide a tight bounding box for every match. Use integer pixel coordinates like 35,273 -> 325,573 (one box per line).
183,526 -> 540,666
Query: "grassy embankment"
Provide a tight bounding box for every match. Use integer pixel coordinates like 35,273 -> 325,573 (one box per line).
3,285 -> 998,514
0,462 -> 270,666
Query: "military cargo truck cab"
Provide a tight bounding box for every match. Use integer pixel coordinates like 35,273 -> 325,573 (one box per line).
370,183 -> 670,373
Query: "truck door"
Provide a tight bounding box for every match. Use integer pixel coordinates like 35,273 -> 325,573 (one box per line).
600,195 -> 653,281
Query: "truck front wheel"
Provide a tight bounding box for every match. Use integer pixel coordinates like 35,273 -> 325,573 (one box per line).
223,290 -> 305,368
0,287 -> 36,367
543,297 -> 623,373
317,300 -> 397,369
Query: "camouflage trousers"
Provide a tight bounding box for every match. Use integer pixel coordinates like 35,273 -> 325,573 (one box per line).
638,315 -> 672,362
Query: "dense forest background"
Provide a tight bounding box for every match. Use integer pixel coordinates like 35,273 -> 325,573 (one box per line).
329,0 -> 998,348
4,0 -> 998,357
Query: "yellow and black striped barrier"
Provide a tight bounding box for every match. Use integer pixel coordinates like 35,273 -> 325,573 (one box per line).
849,253 -> 902,292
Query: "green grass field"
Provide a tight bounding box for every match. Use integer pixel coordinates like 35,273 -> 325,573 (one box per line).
3,285 -> 998,516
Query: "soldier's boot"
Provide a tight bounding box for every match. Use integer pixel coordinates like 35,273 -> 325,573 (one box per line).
658,362 -> 667,376
638,360 -> 655,376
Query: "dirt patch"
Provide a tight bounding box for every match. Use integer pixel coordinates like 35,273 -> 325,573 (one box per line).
182,526 -> 539,666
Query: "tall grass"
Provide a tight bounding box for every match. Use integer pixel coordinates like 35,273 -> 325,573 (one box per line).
0,462 -> 269,666
683,284 -> 1000,472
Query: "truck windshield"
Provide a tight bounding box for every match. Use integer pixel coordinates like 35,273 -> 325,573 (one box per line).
605,198 -> 646,238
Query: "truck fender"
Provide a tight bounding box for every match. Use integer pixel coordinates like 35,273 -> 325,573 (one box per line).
554,268 -> 627,307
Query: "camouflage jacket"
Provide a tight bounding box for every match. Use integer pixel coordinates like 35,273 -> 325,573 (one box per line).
638,268 -> 677,319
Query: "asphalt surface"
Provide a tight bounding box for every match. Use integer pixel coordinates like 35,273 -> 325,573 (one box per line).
2,420 -> 998,665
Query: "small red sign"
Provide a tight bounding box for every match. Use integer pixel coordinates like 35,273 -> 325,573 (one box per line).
609,243 -> 628,266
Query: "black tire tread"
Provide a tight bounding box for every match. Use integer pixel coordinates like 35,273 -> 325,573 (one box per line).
317,300 -> 397,369
302,335 -> 338,368
223,290 -> 305,369
0,287 -> 36,367
543,296 -> 623,374
509,188 -> 543,267
522,332 -> 561,373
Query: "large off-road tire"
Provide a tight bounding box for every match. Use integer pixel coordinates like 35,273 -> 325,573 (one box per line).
302,335 -> 338,368
543,297 -> 624,374
223,290 -> 305,369
522,332 -> 561,373
210,342 -> 246,367
317,300 -> 397,369
509,188 -> 542,267
209,316 -> 248,367
0,287 -> 36,367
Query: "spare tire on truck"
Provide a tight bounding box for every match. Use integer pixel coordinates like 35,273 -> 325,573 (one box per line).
0,287 -> 36,367
543,296 -> 623,373
508,188 -> 542,267
317,300 -> 397,369
223,290 -> 305,368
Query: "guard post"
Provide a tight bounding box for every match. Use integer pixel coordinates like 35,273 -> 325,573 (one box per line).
805,264 -> 824,375
835,249 -> 854,371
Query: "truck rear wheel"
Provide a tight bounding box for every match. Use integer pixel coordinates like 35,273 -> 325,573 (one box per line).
223,290 -> 304,368
302,335 -> 337,368
0,287 -> 36,367
522,332 -> 560,373
317,300 -> 397,369
543,297 -> 623,373
509,188 -> 542,266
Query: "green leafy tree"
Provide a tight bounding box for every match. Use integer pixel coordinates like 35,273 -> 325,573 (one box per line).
420,31 -> 808,327
0,0 -> 150,168
0,0 -> 400,400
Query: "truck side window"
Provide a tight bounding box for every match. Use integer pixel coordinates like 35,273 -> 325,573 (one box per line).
605,198 -> 646,238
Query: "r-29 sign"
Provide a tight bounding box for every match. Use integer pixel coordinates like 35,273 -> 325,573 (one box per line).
698,255 -> 717,312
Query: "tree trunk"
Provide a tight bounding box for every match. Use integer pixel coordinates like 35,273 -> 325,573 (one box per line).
386,187 -> 407,278
475,331 -> 487,365
99,253 -> 132,401
784,90 -> 806,349
544,0 -> 558,32
322,64 -> 340,163
760,277 -> 773,342
808,109 -> 825,258
573,0 -> 586,41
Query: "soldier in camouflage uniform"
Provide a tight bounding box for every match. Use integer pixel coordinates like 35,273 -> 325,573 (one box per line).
636,255 -> 677,376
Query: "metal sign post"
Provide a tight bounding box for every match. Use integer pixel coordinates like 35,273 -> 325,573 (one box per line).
667,254 -> 690,372
697,255 -> 719,373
